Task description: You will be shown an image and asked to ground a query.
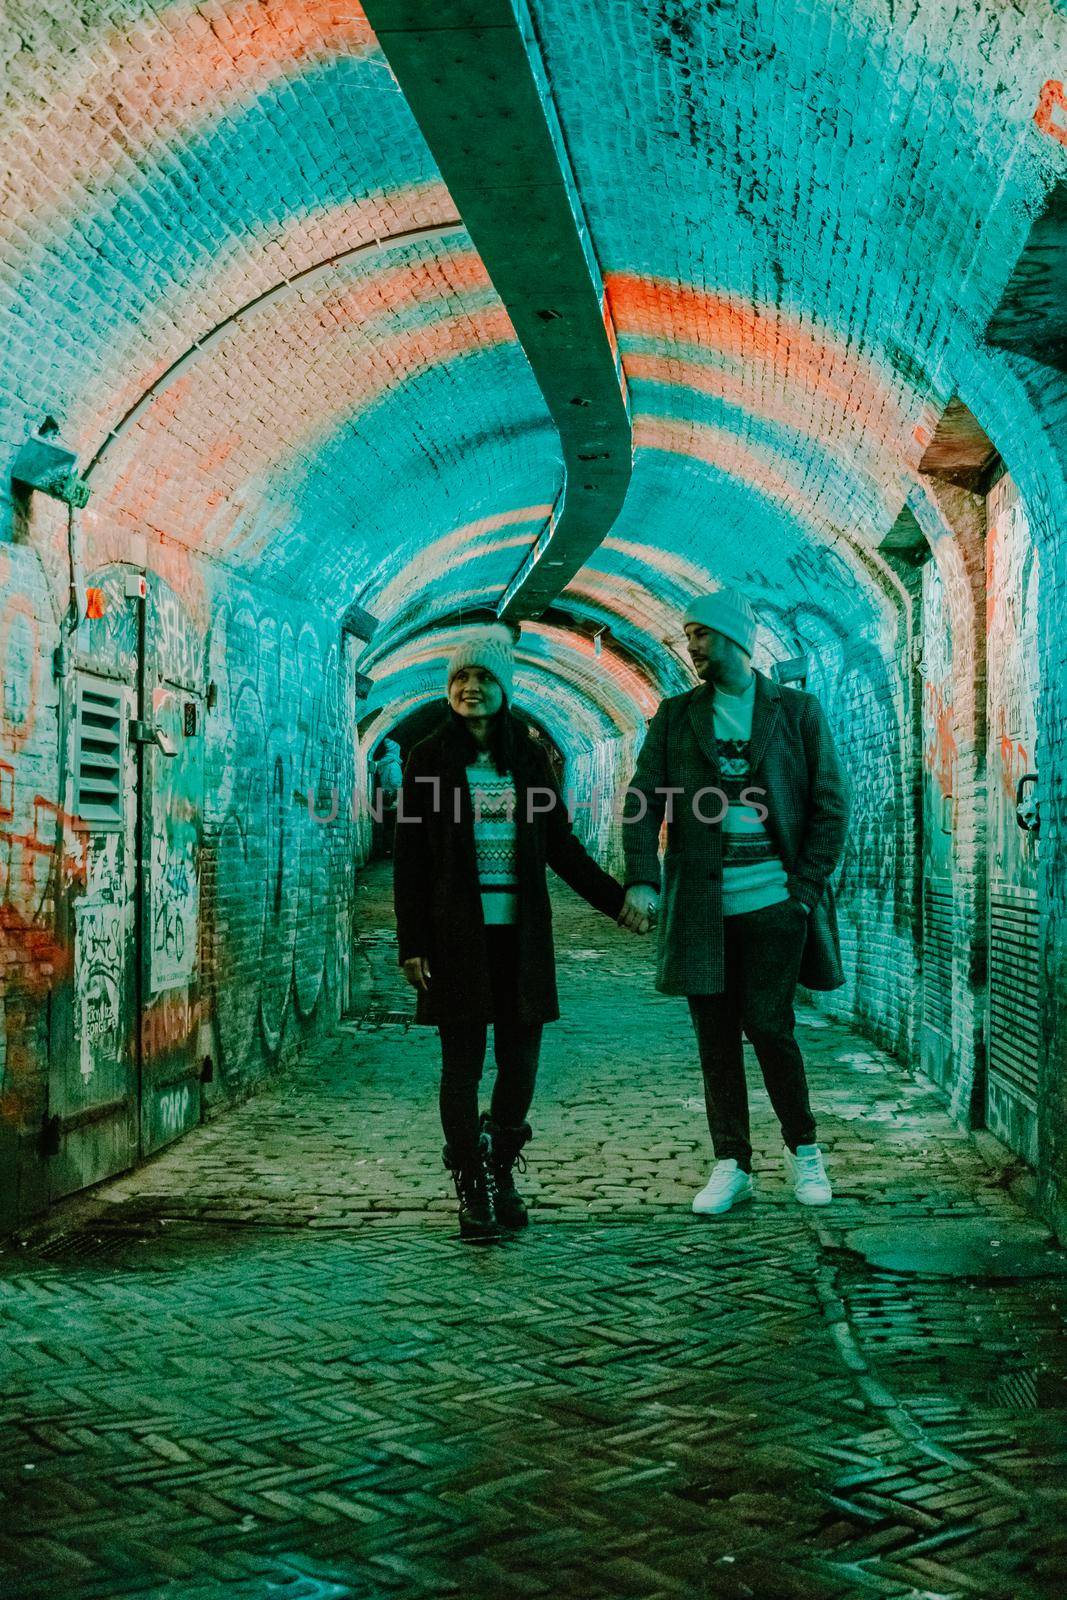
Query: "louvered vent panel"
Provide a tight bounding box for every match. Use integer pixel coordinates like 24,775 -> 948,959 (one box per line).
988,889 -> 1041,1106
75,679 -> 123,827
922,882 -> 954,1036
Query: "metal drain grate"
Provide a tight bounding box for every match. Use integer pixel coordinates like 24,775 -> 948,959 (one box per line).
350,1005 -> 413,1031
988,1367 -> 1039,1412
23,1229 -> 151,1264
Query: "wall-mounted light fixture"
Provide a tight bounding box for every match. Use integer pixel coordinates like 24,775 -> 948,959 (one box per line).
11,422 -> 90,507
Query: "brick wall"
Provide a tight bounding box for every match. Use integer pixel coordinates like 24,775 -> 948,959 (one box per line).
563,732 -> 641,882
0,516 -> 357,1228
954,352 -> 1067,1235
0,534 -> 64,1229
806,614 -> 919,1062
201,574 -> 357,1096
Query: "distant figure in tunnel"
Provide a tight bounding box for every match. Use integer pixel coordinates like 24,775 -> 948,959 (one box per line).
393,625 -> 629,1241
619,588 -> 849,1215
371,737 -> 404,858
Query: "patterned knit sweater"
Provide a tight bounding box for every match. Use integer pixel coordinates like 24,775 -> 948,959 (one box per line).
466,750 -> 519,925
713,679 -> 790,916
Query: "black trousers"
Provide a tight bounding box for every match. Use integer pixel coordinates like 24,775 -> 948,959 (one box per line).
687,897 -> 816,1173
437,926 -> 543,1157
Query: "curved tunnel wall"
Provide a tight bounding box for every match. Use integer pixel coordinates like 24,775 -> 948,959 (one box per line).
1,0 -> 1066,1232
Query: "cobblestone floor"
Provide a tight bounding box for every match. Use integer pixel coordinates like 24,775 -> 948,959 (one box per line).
2,864 -> 1065,1599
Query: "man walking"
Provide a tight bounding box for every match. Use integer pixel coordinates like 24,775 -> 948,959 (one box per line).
619,588 -> 849,1214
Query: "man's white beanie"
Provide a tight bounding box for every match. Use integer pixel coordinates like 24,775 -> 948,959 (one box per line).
445,625 -> 515,700
682,586 -> 758,656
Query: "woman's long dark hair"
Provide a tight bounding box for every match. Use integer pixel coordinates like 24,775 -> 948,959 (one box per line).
445,701 -> 534,777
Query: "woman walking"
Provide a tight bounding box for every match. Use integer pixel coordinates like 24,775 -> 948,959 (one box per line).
393,625 -> 629,1240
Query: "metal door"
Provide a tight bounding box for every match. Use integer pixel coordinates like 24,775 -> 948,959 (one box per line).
919,558 -> 957,1095
985,473 -> 1041,1163
139,577 -> 205,1157
48,570 -> 139,1199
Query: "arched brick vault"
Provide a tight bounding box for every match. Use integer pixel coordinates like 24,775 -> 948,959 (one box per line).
2,0 -> 1067,1223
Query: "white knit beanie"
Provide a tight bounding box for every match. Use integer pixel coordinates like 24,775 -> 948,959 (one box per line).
682,587 -> 758,656
445,625 -> 515,700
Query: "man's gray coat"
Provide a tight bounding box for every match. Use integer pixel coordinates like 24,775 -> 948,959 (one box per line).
623,672 -> 849,995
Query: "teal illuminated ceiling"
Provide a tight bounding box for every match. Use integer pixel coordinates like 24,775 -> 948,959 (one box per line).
2,0 -> 1064,752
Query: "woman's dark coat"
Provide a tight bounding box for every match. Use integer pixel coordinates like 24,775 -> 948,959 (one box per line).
393,712 -> 625,1026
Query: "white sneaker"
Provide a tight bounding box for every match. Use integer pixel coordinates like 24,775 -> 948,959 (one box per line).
784,1144 -> 832,1205
692,1159 -> 754,1215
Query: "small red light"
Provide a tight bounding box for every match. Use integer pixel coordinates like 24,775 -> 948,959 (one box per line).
85,586 -> 107,620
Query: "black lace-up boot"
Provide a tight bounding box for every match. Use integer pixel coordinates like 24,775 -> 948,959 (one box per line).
481,1114 -> 532,1229
443,1134 -> 501,1241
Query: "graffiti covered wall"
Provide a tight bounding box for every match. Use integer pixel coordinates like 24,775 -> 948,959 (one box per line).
0,540 -> 65,1223
803,621 -> 916,1056
204,588 -> 356,1090
984,473 -> 1042,1163
0,524 -> 357,1227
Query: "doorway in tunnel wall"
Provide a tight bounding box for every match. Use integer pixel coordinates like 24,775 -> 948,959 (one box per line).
139,578 -> 206,1161
919,558 -> 957,1100
917,468 -> 1045,1166
48,579 -> 139,1201
47,569 -> 206,1202
985,473 -> 1041,1166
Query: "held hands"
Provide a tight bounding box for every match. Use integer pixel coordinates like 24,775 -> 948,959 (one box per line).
402,956 -> 431,992
619,885 -> 659,936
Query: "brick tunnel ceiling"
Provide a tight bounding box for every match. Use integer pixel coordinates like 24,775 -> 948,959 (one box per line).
2,0 -> 1065,749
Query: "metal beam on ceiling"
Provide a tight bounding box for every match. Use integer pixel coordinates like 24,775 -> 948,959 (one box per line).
362,0 -> 632,621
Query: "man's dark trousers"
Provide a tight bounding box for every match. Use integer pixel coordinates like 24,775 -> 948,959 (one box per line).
687,897 -> 816,1174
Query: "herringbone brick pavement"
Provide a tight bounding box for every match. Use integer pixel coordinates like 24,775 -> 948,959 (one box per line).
1,864 -> 1064,1599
